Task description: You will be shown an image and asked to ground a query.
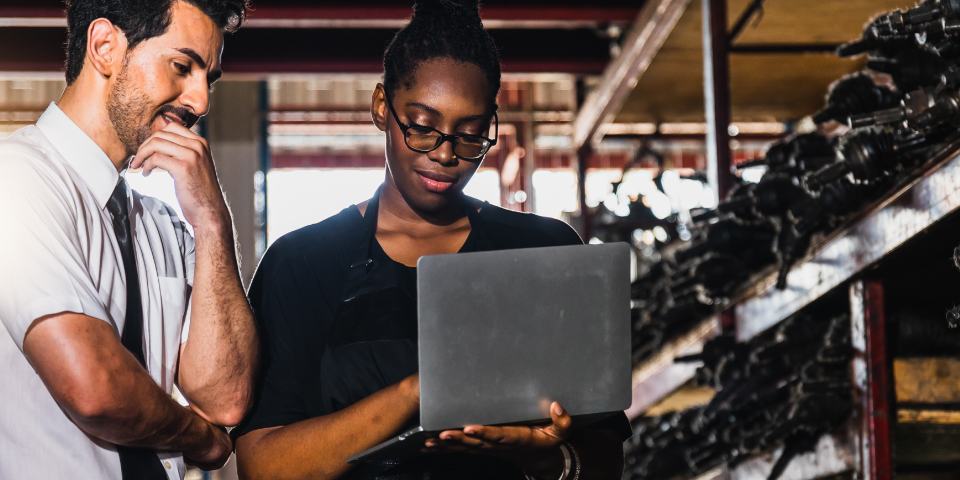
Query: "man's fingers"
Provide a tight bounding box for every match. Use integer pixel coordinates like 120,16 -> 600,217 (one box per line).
135,136 -> 199,164
139,153 -> 178,177
133,137 -> 199,174
162,119 -> 203,139
131,130 -> 207,169
151,128 -> 208,154
160,122 -> 211,151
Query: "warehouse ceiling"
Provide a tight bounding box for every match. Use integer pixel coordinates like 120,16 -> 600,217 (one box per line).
613,0 -> 916,124
0,0 -> 928,125
0,0 -> 641,75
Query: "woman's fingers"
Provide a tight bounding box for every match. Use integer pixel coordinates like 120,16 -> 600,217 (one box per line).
424,402 -> 573,455
423,434 -> 477,453
541,402 -> 573,440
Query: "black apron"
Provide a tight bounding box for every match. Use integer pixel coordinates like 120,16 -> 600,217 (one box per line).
319,189 -> 524,480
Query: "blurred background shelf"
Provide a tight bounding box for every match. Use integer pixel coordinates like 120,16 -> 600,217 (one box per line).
627,317 -> 721,419
733,141 -> 960,341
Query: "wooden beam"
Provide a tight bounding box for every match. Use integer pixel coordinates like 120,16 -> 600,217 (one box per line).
894,357 -> 960,404
644,384 -> 715,416
625,317 -> 720,420
729,43 -> 842,54
898,409 -> 960,424
570,0 -> 692,151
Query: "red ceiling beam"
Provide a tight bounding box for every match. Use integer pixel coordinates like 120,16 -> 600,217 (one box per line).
0,5 -> 637,28
0,7 -> 63,17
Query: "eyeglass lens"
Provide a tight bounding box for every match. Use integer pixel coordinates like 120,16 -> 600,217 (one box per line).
405,127 -> 490,160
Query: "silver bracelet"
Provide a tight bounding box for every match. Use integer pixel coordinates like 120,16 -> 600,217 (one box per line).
562,442 -> 581,480
527,444 -> 579,480
558,443 -> 573,480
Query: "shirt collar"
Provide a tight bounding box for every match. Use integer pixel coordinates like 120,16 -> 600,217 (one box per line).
36,102 -> 121,210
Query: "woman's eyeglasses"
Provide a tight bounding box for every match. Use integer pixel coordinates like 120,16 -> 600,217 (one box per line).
384,90 -> 498,161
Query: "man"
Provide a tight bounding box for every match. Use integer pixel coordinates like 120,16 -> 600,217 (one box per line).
0,1 -> 258,479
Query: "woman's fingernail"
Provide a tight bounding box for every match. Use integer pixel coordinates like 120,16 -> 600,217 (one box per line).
553,403 -> 564,416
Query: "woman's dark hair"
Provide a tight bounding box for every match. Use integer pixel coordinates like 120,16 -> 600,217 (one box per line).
64,0 -> 250,85
383,0 -> 501,110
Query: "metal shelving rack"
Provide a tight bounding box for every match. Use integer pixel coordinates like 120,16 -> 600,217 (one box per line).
626,141 -> 960,480
734,141 -> 960,343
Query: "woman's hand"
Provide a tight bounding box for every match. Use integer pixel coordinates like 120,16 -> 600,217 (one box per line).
422,401 -> 572,479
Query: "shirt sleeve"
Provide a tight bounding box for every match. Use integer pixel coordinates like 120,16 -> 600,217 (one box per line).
0,153 -> 111,349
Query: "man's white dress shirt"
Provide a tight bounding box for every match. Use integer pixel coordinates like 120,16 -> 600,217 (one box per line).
0,103 -> 194,480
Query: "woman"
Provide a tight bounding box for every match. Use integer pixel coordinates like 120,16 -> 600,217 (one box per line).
232,1 -> 631,478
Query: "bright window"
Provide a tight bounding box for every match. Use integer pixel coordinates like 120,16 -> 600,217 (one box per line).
463,169 -> 501,207
532,169 -> 578,219
267,169 -> 384,245
266,168 -> 501,246
125,169 -> 192,234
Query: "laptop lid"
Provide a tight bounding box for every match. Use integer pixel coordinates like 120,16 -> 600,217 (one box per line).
416,242 -> 632,432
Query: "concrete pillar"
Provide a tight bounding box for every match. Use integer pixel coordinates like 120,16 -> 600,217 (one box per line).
205,81 -> 265,287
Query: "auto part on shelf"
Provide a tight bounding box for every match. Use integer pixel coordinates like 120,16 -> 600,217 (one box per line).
837,14 -> 915,58
895,307 -> 960,355
948,306 -> 960,328
868,49 -> 950,92
674,219 -> 777,265
811,128 -> 917,186
623,314 -> 853,480
813,74 -> 902,125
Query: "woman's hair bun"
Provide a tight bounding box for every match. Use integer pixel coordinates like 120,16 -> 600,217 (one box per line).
413,0 -> 481,19
383,0 -> 500,108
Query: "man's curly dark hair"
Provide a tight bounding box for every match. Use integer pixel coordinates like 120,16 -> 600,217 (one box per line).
64,0 -> 250,85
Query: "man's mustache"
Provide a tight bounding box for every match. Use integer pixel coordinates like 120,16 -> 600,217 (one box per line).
158,105 -> 200,129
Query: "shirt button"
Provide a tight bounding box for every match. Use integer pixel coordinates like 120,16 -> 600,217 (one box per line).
164,461 -> 172,469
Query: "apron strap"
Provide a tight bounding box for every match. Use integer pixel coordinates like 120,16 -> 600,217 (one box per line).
463,198 -> 496,251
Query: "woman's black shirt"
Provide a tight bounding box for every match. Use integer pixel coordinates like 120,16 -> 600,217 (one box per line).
232,198 -> 632,479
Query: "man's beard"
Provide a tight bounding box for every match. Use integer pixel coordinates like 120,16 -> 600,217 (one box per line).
107,63 -> 155,164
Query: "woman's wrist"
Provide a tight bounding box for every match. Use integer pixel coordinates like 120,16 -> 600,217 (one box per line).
398,373 -> 420,407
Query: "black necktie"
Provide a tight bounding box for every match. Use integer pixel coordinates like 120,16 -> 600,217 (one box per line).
106,179 -> 168,480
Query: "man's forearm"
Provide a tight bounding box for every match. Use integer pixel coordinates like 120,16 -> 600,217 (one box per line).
25,313 -> 221,456
179,219 -> 259,426
70,364 -> 218,455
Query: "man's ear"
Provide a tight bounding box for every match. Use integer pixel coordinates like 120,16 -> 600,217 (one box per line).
371,84 -> 388,132
85,18 -> 128,79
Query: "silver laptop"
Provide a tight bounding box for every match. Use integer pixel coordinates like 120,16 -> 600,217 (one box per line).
348,243 -> 632,464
